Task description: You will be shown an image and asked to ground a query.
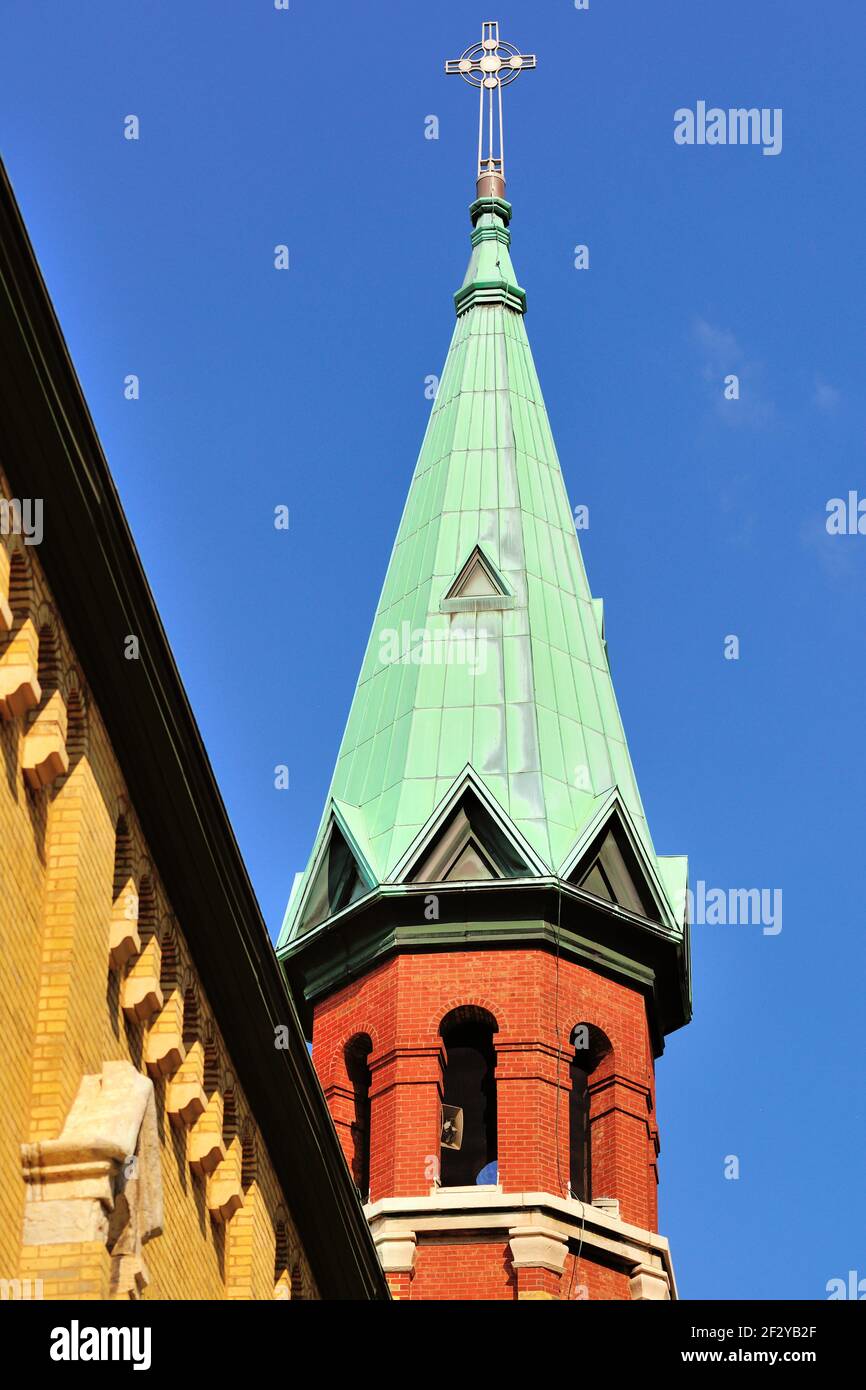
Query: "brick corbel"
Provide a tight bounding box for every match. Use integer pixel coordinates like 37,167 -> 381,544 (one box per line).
121,940 -> 163,1023
109,880 -> 141,971
189,1091 -> 226,1175
143,987 -> 184,1075
207,1147 -> 244,1222
0,613 -> 41,719
22,689 -> 69,789
0,661 -> 40,719
166,1040 -> 207,1126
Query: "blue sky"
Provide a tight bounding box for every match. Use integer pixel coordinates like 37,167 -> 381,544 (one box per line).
2,1 -> 864,1300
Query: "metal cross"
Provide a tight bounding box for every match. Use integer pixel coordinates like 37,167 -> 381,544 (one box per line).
445,21 -> 537,198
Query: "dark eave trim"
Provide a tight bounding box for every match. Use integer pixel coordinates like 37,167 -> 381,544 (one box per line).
281,878 -> 692,1055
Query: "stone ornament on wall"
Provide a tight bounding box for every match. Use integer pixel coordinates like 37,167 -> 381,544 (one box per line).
20,1059 -> 164,1299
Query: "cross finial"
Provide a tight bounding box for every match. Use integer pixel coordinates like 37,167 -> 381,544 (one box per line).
446,21 -> 537,199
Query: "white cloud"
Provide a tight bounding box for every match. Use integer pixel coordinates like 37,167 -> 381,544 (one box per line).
692,318 -> 775,428
800,512 -> 860,581
813,378 -> 841,414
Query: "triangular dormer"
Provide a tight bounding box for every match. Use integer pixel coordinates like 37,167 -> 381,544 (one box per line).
291,806 -> 375,937
559,791 -> 676,927
396,768 -> 545,885
416,814 -> 501,882
441,546 -> 514,613
575,826 -> 651,916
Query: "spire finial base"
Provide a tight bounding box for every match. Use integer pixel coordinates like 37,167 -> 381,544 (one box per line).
476,172 -> 506,200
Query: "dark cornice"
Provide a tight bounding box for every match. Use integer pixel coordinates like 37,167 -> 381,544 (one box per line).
280,878 -> 692,1057
0,158 -> 388,1300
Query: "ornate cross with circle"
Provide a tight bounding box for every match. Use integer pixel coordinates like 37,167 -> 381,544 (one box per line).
445,21 -> 537,197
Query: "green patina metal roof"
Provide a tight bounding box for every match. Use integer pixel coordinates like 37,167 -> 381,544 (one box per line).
279,196 -> 685,948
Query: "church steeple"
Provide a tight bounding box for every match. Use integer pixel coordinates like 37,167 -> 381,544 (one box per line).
279,27 -> 691,1303
278,30 -> 685,949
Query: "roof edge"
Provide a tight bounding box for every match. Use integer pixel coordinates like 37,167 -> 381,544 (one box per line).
0,157 -> 388,1300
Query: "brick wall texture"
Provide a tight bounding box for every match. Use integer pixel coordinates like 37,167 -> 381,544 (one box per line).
0,468 -> 316,1300
313,944 -> 662,1300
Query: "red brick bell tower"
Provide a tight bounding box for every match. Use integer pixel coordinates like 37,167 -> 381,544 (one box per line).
298,888 -> 684,1302
277,23 -> 691,1302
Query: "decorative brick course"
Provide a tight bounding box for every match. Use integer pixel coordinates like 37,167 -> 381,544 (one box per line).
0,468 -> 316,1299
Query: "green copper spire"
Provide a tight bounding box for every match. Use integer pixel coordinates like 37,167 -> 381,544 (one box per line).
278,194 -> 686,948
278,29 -> 688,956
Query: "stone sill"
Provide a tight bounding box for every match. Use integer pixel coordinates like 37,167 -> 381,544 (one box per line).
365,1188 -> 678,1299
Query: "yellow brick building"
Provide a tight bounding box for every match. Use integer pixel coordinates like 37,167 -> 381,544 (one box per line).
0,160 -> 387,1302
